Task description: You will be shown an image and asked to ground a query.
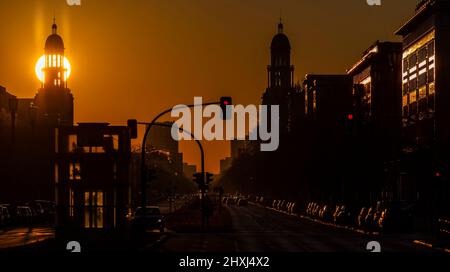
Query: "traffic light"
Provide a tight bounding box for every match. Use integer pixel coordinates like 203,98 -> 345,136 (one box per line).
205,172 -> 214,184
127,119 -> 138,139
344,113 -> 356,136
193,172 -> 204,185
220,97 -> 233,120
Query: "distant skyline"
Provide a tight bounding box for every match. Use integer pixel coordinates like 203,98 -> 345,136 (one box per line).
0,0 -> 419,173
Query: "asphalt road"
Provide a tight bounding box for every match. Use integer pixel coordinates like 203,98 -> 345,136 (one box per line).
157,205 -> 435,252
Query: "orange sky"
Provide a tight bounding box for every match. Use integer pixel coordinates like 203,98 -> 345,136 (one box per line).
0,0 -> 418,173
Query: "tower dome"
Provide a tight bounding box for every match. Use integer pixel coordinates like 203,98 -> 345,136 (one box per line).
45,22 -> 65,53
270,21 -> 291,51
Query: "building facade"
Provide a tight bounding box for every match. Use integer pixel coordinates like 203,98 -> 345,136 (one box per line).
395,0 -> 450,230
55,123 -> 132,237
347,41 -> 402,152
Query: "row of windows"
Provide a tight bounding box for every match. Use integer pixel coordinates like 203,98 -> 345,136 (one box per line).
304,89 -> 317,115
403,41 -> 434,73
68,190 -> 105,228
402,84 -> 435,118
46,54 -> 63,68
273,57 -> 289,67
402,39 -> 435,116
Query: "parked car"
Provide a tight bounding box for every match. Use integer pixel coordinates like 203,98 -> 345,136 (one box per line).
222,197 -> 229,205
334,205 -> 351,226
16,206 -> 34,225
0,205 -> 11,227
28,200 -> 56,223
437,217 -> 450,246
130,206 -> 165,232
357,207 -> 368,228
319,205 -> 333,222
377,201 -> 414,233
237,198 -> 248,206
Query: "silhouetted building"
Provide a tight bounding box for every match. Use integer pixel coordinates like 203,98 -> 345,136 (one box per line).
219,157 -> 232,175
55,123 -> 131,237
0,22 -> 74,203
395,0 -> 450,148
262,20 -> 303,134
231,139 -> 249,159
395,0 -> 450,229
34,22 -> 74,126
146,122 -> 183,175
302,74 -> 353,204
303,75 -> 353,122
183,163 -> 197,180
347,41 -> 403,160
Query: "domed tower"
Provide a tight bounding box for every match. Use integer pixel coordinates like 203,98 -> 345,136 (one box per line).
262,20 -> 296,134
269,21 -> 293,89
34,20 -> 74,126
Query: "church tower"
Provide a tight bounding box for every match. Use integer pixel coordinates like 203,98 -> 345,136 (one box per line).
34,20 -> 74,126
262,20 -> 296,133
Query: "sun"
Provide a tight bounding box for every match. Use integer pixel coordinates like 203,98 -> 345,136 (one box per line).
35,55 -> 71,83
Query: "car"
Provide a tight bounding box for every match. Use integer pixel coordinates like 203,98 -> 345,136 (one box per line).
334,205 -> 351,226
237,198 -> 248,206
131,206 -> 165,232
319,205 -> 333,222
437,217 -> 450,246
28,200 -> 56,223
16,206 -> 34,225
0,206 -> 10,227
377,201 -> 414,233
357,207 -> 368,228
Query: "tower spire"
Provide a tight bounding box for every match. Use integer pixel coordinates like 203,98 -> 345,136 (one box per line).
52,16 -> 57,34
278,17 -> 283,34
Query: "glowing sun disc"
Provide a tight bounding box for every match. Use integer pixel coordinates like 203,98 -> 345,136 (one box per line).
35,55 -> 71,82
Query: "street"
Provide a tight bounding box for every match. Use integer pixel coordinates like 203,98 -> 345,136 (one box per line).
0,204 -> 440,253
156,204 -> 435,252
0,226 -> 54,249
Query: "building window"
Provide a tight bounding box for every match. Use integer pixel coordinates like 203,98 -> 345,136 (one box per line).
54,163 -> 59,184
409,78 -> 417,92
55,128 -> 59,153
84,191 -> 104,229
70,162 -> 81,181
403,95 -> 408,108
429,82 -> 435,95
428,41 -> 435,57
68,135 -> 78,153
428,67 -> 435,83
419,86 -> 427,100
69,189 -> 74,218
418,70 -> 427,87
312,90 -> 317,112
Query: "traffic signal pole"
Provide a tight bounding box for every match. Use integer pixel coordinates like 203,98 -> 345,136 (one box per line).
137,98 -> 231,230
